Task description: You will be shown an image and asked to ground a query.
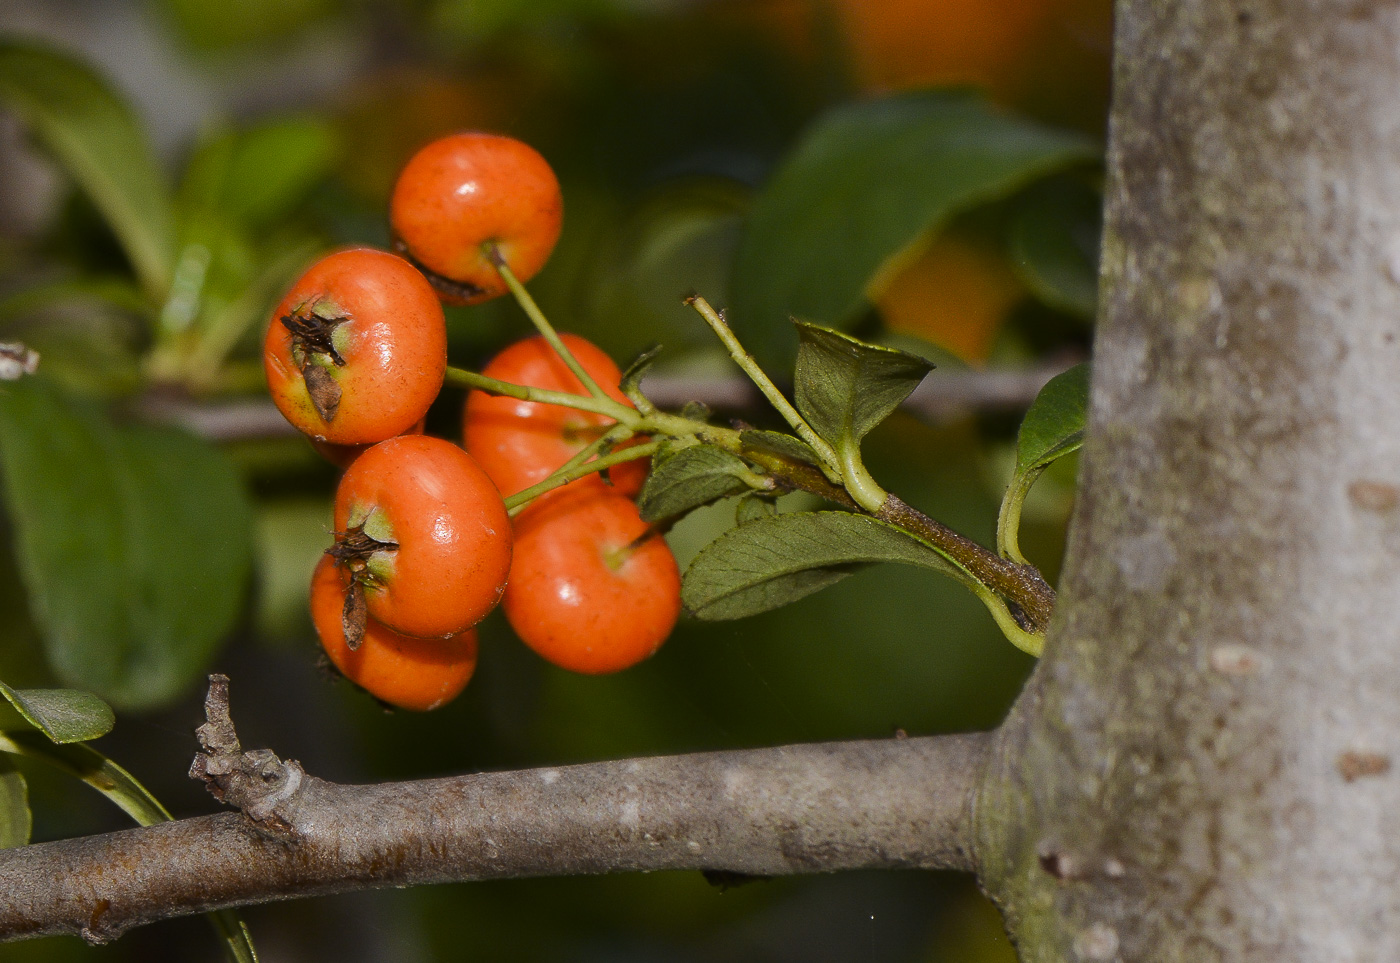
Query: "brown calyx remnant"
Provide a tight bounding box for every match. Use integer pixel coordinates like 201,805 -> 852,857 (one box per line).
281,300 -> 349,422
392,238 -> 485,303
326,524 -> 399,649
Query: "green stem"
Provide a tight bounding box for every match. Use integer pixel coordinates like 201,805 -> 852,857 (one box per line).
684,296 -> 842,478
505,440 -> 661,516
550,424 -> 634,484
489,248 -> 607,400
445,366 -> 637,423
0,731 -> 259,962
838,443 -> 889,515
970,585 -> 1045,657
996,472 -> 1037,566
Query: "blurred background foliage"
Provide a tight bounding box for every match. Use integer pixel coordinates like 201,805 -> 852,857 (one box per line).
0,0 -> 1109,959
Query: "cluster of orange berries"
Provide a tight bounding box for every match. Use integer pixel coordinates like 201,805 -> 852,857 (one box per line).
263,132 -> 681,711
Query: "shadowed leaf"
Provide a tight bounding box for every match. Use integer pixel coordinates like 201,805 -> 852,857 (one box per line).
0,758 -> 28,849
1010,179 -> 1101,320
639,445 -> 754,521
793,323 -> 931,459
0,41 -> 174,297
0,379 -> 253,709
683,510 -> 962,620
732,90 -> 1096,366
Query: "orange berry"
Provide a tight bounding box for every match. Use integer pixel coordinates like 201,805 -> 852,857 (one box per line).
311,556 -> 477,711
875,235 -> 1023,365
389,132 -> 563,304
332,435 -> 512,639
264,248 -> 446,445
463,333 -> 648,500
504,489 -> 680,675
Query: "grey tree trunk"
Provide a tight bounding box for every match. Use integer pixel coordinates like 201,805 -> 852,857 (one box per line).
977,0 -> 1400,958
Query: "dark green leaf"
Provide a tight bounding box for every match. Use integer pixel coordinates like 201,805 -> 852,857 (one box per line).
1016,362 -> 1090,474
0,379 -> 254,709
683,510 -> 961,620
735,493 -> 777,525
793,322 -> 932,454
1010,179 -> 1101,320
0,681 -> 114,743
731,90 -> 1096,365
739,429 -> 820,466
161,0 -> 335,50
0,42 -> 175,296
619,344 -> 663,409
181,116 -> 339,229
0,757 -> 29,849
639,445 -> 753,522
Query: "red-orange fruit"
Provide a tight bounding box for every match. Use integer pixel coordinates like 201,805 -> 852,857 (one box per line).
390,132 -> 563,304
332,435 -> 512,639
463,333 -> 648,500
264,247 -> 446,445
310,556 -> 477,711
504,488 -> 680,674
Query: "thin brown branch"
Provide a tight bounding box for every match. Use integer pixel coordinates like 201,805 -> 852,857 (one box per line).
879,496 -> 1056,631
0,677 -> 991,945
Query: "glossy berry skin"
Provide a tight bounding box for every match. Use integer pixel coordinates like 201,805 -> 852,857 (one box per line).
464,333 -> 647,500
311,556 -> 477,711
504,488 -> 680,674
333,435 -> 512,639
264,248 -> 446,445
390,132 -> 563,305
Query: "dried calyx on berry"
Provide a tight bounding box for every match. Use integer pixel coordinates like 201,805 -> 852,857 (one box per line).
281,297 -> 350,422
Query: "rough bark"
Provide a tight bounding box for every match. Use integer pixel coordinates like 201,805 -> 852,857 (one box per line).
977,1 -> 1400,959
0,678 -> 989,943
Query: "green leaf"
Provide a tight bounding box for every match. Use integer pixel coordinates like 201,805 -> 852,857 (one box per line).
735,493 -> 777,525
638,445 -> 753,522
793,322 -> 932,455
0,756 -> 29,848
1016,362 -> 1090,475
683,510 -> 963,620
1010,179 -> 1101,320
180,116 -> 339,230
739,429 -> 820,466
0,681 -> 114,743
731,90 -> 1096,365
0,379 -> 254,709
0,41 -> 175,296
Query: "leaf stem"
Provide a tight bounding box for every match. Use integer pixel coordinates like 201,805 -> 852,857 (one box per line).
445,366 -> 637,423
684,296 -> 841,478
488,247 -> 607,400
838,444 -> 889,514
995,472 -> 1038,566
969,584 -> 1045,657
504,440 -> 662,516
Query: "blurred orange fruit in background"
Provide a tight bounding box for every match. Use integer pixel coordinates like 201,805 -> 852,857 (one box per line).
874,235 -> 1025,365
